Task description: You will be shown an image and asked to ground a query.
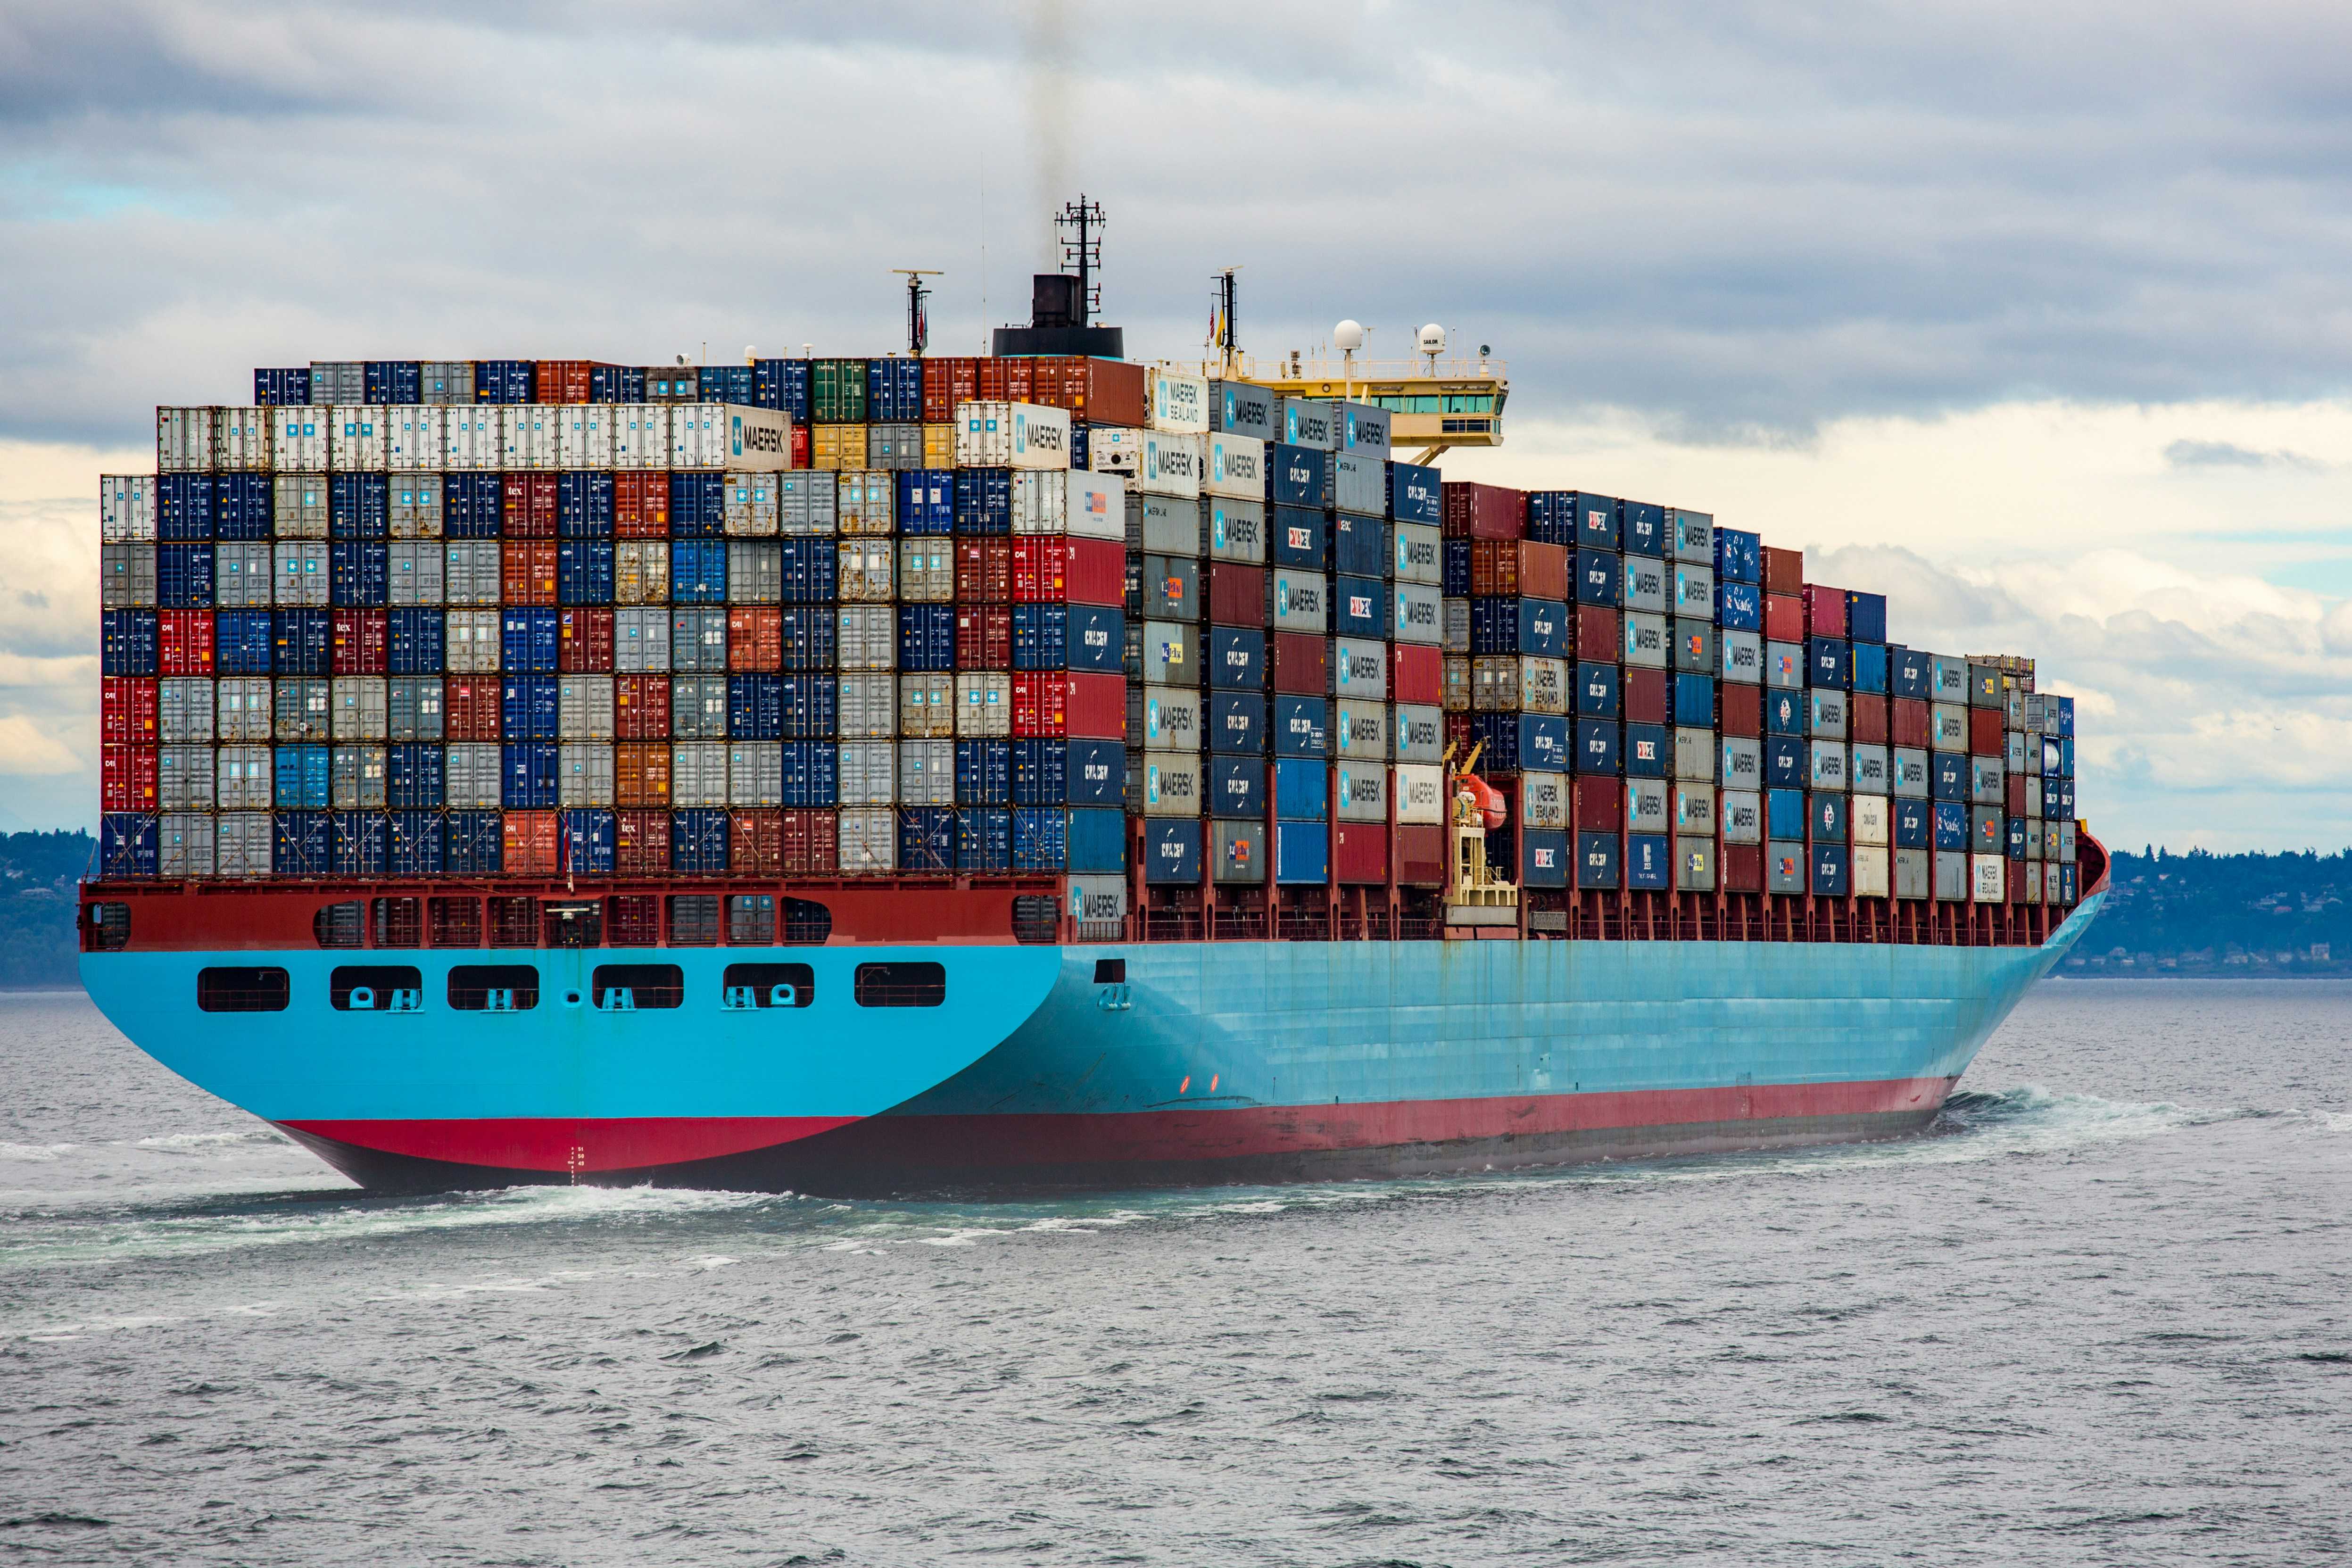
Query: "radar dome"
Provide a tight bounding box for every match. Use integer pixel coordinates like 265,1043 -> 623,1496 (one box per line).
1417,323 -> 1447,355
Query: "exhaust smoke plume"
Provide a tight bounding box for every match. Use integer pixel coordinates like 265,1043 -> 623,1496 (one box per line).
1027,0 -> 1072,267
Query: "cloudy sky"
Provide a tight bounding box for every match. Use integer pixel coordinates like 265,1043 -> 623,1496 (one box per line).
5,0 -> 2350,849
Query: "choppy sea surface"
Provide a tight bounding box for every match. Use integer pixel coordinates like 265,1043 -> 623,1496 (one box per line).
0,980 -> 2346,1566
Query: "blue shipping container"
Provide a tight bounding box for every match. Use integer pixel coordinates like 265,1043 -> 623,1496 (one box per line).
729,674 -> 784,740
956,739 -> 1010,806
1332,575 -> 1385,639
1933,752 -> 1968,802
1808,637 -> 1850,692
254,367 -> 311,407
1387,461 -> 1441,525
558,539 -> 615,605
898,805 -> 956,872
1267,444 -> 1325,507
330,541 -> 386,607
671,541 -> 727,602
1851,641 -> 1888,695
1576,719 -> 1621,775
444,475 -> 504,537
779,741 -> 838,808
896,471 -> 955,535
1011,807 -> 1067,871
956,806 -> 1012,872
389,810 -> 444,876
1144,818 -> 1203,883
273,610 -> 331,675
332,811 -> 389,877
1627,833 -> 1670,890
1274,696 -> 1327,758
444,810 -> 503,875
1209,627 -> 1266,690
559,472 -> 616,537
1274,820 -> 1328,885
364,361 -> 420,405
1716,580 -> 1762,632
1210,691 -> 1266,754
1673,672 -> 1715,728
1765,736 -> 1804,788
157,474 -> 213,541
502,609 -> 561,673
1577,830 -> 1622,889
330,473 -> 387,539
1522,829 -> 1571,888
1209,755 -> 1266,818
1767,787 -> 1806,841
671,808 -> 730,873
1713,527 -> 1762,585
1845,591 -> 1888,645
158,544 -> 214,608
474,360 -> 534,403
389,609 -> 444,675
899,605 -> 956,672
273,812 -> 331,876
1270,505 -> 1327,569
218,611 -> 273,675
388,744 -> 445,809
1620,501 -> 1667,559
1333,514 -> 1386,578
670,474 -> 726,539
1625,722 -> 1669,780
215,473 -> 272,540
753,360 -> 812,422
99,813 -> 158,877
955,469 -> 1012,535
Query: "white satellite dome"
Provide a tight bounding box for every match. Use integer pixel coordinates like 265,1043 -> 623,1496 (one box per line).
1417,323 -> 1447,355
1333,320 -> 1366,352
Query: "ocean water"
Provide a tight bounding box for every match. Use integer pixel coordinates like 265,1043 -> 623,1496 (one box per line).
1,981 -> 2347,1567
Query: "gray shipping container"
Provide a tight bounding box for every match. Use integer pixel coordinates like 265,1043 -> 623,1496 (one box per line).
1393,703 -> 1443,763
838,740 -> 894,807
444,540 -> 502,606
1892,747 -> 1929,797
838,809 -> 896,875
274,678 -> 330,742
216,542 -> 273,608
1719,629 -> 1762,685
1930,704 -> 1969,751
837,607 -> 896,671
1211,820 -> 1267,884
420,362 -> 475,405
1674,727 -> 1714,782
726,743 -> 779,808
216,812 -> 273,878
672,676 -> 729,740
331,676 -> 387,742
2060,819 -> 2076,864
1066,874 -> 1128,932
101,475 -> 156,544
1391,583 -> 1442,647
159,747 -> 213,811
1141,555 -> 1201,621
1850,743 -> 1890,794
1764,639 -> 1804,689
445,743 -> 502,809
1675,783 -> 1717,837
1209,379 -> 1274,437
1810,739 -> 1848,791
1895,846 -> 1930,900
1767,840 -> 1807,894
899,739 -> 954,806
217,746 -> 273,810
670,741 -> 729,808
308,361 -> 365,405
671,608 -> 729,673
1970,755 -> 2004,804
899,673 -> 955,738
615,607 -> 670,672
389,476 -> 443,538
1135,685 -> 1201,751
1333,699 -> 1389,762
1333,453 -> 1385,516
218,678 -> 273,741
1267,569 -> 1326,634
1127,493 -> 1201,556
1622,612 -> 1668,669
1673,618 -> 1715,675
778,471 -> 838,535
1933,849 -> 1970,901
389,677 -> 443,742
159,677 -> 213,743
723,473 -> 781,536
841,673 -> 896,739
1334,760 -> 1387,822
897,539 -> 953,603
1331,638 -> 1388,701
1520,770 -> 1569,829
1720,735 -> 1761,792
957,672 -> 1011,739
1673,561 -> 1715,619
1392,523 -> 1441,587
275,541 -> 329,606
1720,788 -> 1762,845
446,608 -> 501,672
1676,836 -> 1717,892
837,472 -> 893,535
1670,508 -> 1713,564
727,541 -> 783,605
273,474 -> 329,538
331,744 -> 387,811
1204,497 -> 1265,564
868,423 -> 924,471
389,541 -> 444,606
559,674 -> 615,741
1627,778 -> 1670,836
101,544 -> 157,608
160,812 -> 215,879
1136,621 -> 1200,688
1621,553 -> 1668,614
1811,688 -> 1848,739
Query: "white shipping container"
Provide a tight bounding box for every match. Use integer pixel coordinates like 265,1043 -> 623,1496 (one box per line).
899,739 -> 954,806
1971,854 -> 2006,903
446,743 -> 503,808
559,675 -> 615,742
838,740 -> 895,806
954,401 -> 1073,470
216,746 -> 273,809
1136,684 -> 1199,751
100,476 -> 156,543
1066,470 -> 1126,541
274,474 -> 328,537
1137,430 -> 1203,499
1392,523 -> 1441,587
1522,772 -> 1569,830
836,471 -> 894,535
159,747 -> 213,810
1141,752 -> 1203,817
330,406 -> 388,470
1010,471 -> 1068,535
616,542 -> 671,606
838,539 -> 895,603
957,672 -> 1011,739
388,541 -> 444,606
840,673 -> 896,739
157,407 -> 214,471
723,472 -> 781,537
1393,703 -> 1443,763
1205,431 -> 1263,500
672,404 -> 793,472
445,608 -> 500,672
269,407 -> 328,472
213,407 -> 270,471
444,541 -> 503,606
389,477 -> 443,539
899,673 -> 955,738
1393,763 -> 1447,825
671,741 -> 730,807
837,607 -> 896,671
1622,612 -> 1668,669
1147,368 -> 1209,434
1391,584 -> 1442,647
1674,782 -> 1717,836
838,808 -> 896,875
560,742 -> 616,807
1442,597 -> 1470,655
441,407 -> 499,472
1085,424 -> 1140,474
499,405 -> 559,470
611,405 -> 670,470
558,405 -> 614,469
218,678 -> 273,741
614,606 -> 670,672
1334,763 -> 1388,824
897,539 -> 953,603
385,407 -> 443,471
160,812 -> 215,878
727,742 -> 781,807
275,541 -> 329,607
332,676 -> 388,742
1720,788 -> 1763,845
159,677 -> 214,743
216,812 -> 273,878
1852,845 -> 1891,899
1333,699 -> 1388,761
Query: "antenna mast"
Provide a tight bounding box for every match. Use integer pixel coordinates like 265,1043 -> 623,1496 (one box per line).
1055,197 -> 1105,325
1210,266 -> 1242,374
892,269 -> 942,357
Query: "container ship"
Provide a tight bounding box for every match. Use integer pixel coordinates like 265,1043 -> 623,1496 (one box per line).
77,232 -> 2104,1195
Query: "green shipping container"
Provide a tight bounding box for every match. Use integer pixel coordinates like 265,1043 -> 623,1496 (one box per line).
811,359 -> 868,424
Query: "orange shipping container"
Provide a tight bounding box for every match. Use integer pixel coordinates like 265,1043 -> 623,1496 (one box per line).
977,357 -> 1033,402
728,809 -> 784,876
616,809 -> 669,878
503,811 -> 559,876
614,471 -> 670,537
1469,540 -> 1570,601
614,674 -> 671,739
533,360 -> 605,405
1021,356 -> 1147,427
726,606 -> 782,672
503,540 -> 558,605
616,741 -> 672,807
1762,546 -> 1804,596
922,357 -> 980,423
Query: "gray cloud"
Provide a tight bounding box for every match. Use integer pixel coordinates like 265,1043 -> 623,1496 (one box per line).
2164,439 -> 2324,471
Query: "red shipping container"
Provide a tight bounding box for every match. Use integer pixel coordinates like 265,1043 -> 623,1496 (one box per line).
102,676 -> 158,744
1718,681 -> 1762,738
1333,821 -> 1388,885
1969,707 -> 2002,756
1849,694 -> 1888,746
1394,823 -> 1447,887
727,606 -> 782,672
1763,593 -> 1806,643
616,809 -> 669,879
1574,776 -> 1622,832
2006,774 -> 2026,815
614,674 -> 671,739
614,472 -> 670,537
1891,697 -> 1930,749
157,609 -> 215,676
1441,481 -> 1524,540
616,742 -> 671,807
1018,356 -> 1147,426
1623,667 -> 1668,726
1575,606 -> 1618,660
445,677 -> 502,741
559,608 -> 614,673
1762,546 -> 1804,596
1391,643 -> 1443,706
1011,536 -> 1123,606
504,812 -> 559,876
332,609 -> 389,675
791,426 -> 810,468
1721,842 -> 1764,893
1803,584 -> 1847,639
503,475 -> 559,538
101,744 -> 158,812
1209,562 -> 1267,627
1468,540 -> 1570,600
781,808 -> 839,876
503,540 -> 558,605
729,809 -> 784,876
923,357 -> 981,424
977,357 -> 1035,403
1272,631 -> 1328,695
1064,672 -> 1125,739
954,539 -> 1011,603
1011,672 -> 1066,738
534,360 -> 604,405
957,607 -> 1011,670
1444,712 -> 1475,757
2008,858 -> 2029,906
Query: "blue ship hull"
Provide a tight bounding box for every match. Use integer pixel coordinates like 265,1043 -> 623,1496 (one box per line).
80,894 -> 2104,1195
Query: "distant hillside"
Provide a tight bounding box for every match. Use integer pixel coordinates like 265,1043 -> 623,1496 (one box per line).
2064,849 -> 2352,976
0,830 -> 91,989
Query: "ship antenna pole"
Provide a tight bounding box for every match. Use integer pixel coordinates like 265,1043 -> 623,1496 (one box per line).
1212,266 -> 1242,376
893,269 -> 942,357
1056,196 -> 1106,326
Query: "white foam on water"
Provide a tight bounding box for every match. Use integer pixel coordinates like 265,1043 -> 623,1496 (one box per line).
0,1142 -> 77,1162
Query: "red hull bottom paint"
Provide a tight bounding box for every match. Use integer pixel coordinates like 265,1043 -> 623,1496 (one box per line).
281,1116 -> 858,1174
278,1078 -> 1957,1197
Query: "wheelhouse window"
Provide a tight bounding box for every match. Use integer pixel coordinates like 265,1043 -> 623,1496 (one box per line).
853,962 -> 945,1008
198,966 -> 290,1012
722,962 -> 815,1009
447,964 -> 539,1011
331,964 -> 425,1012
590,963 -> 683,1010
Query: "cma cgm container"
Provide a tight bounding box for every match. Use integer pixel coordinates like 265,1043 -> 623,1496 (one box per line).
82,322 -> 2102,1202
